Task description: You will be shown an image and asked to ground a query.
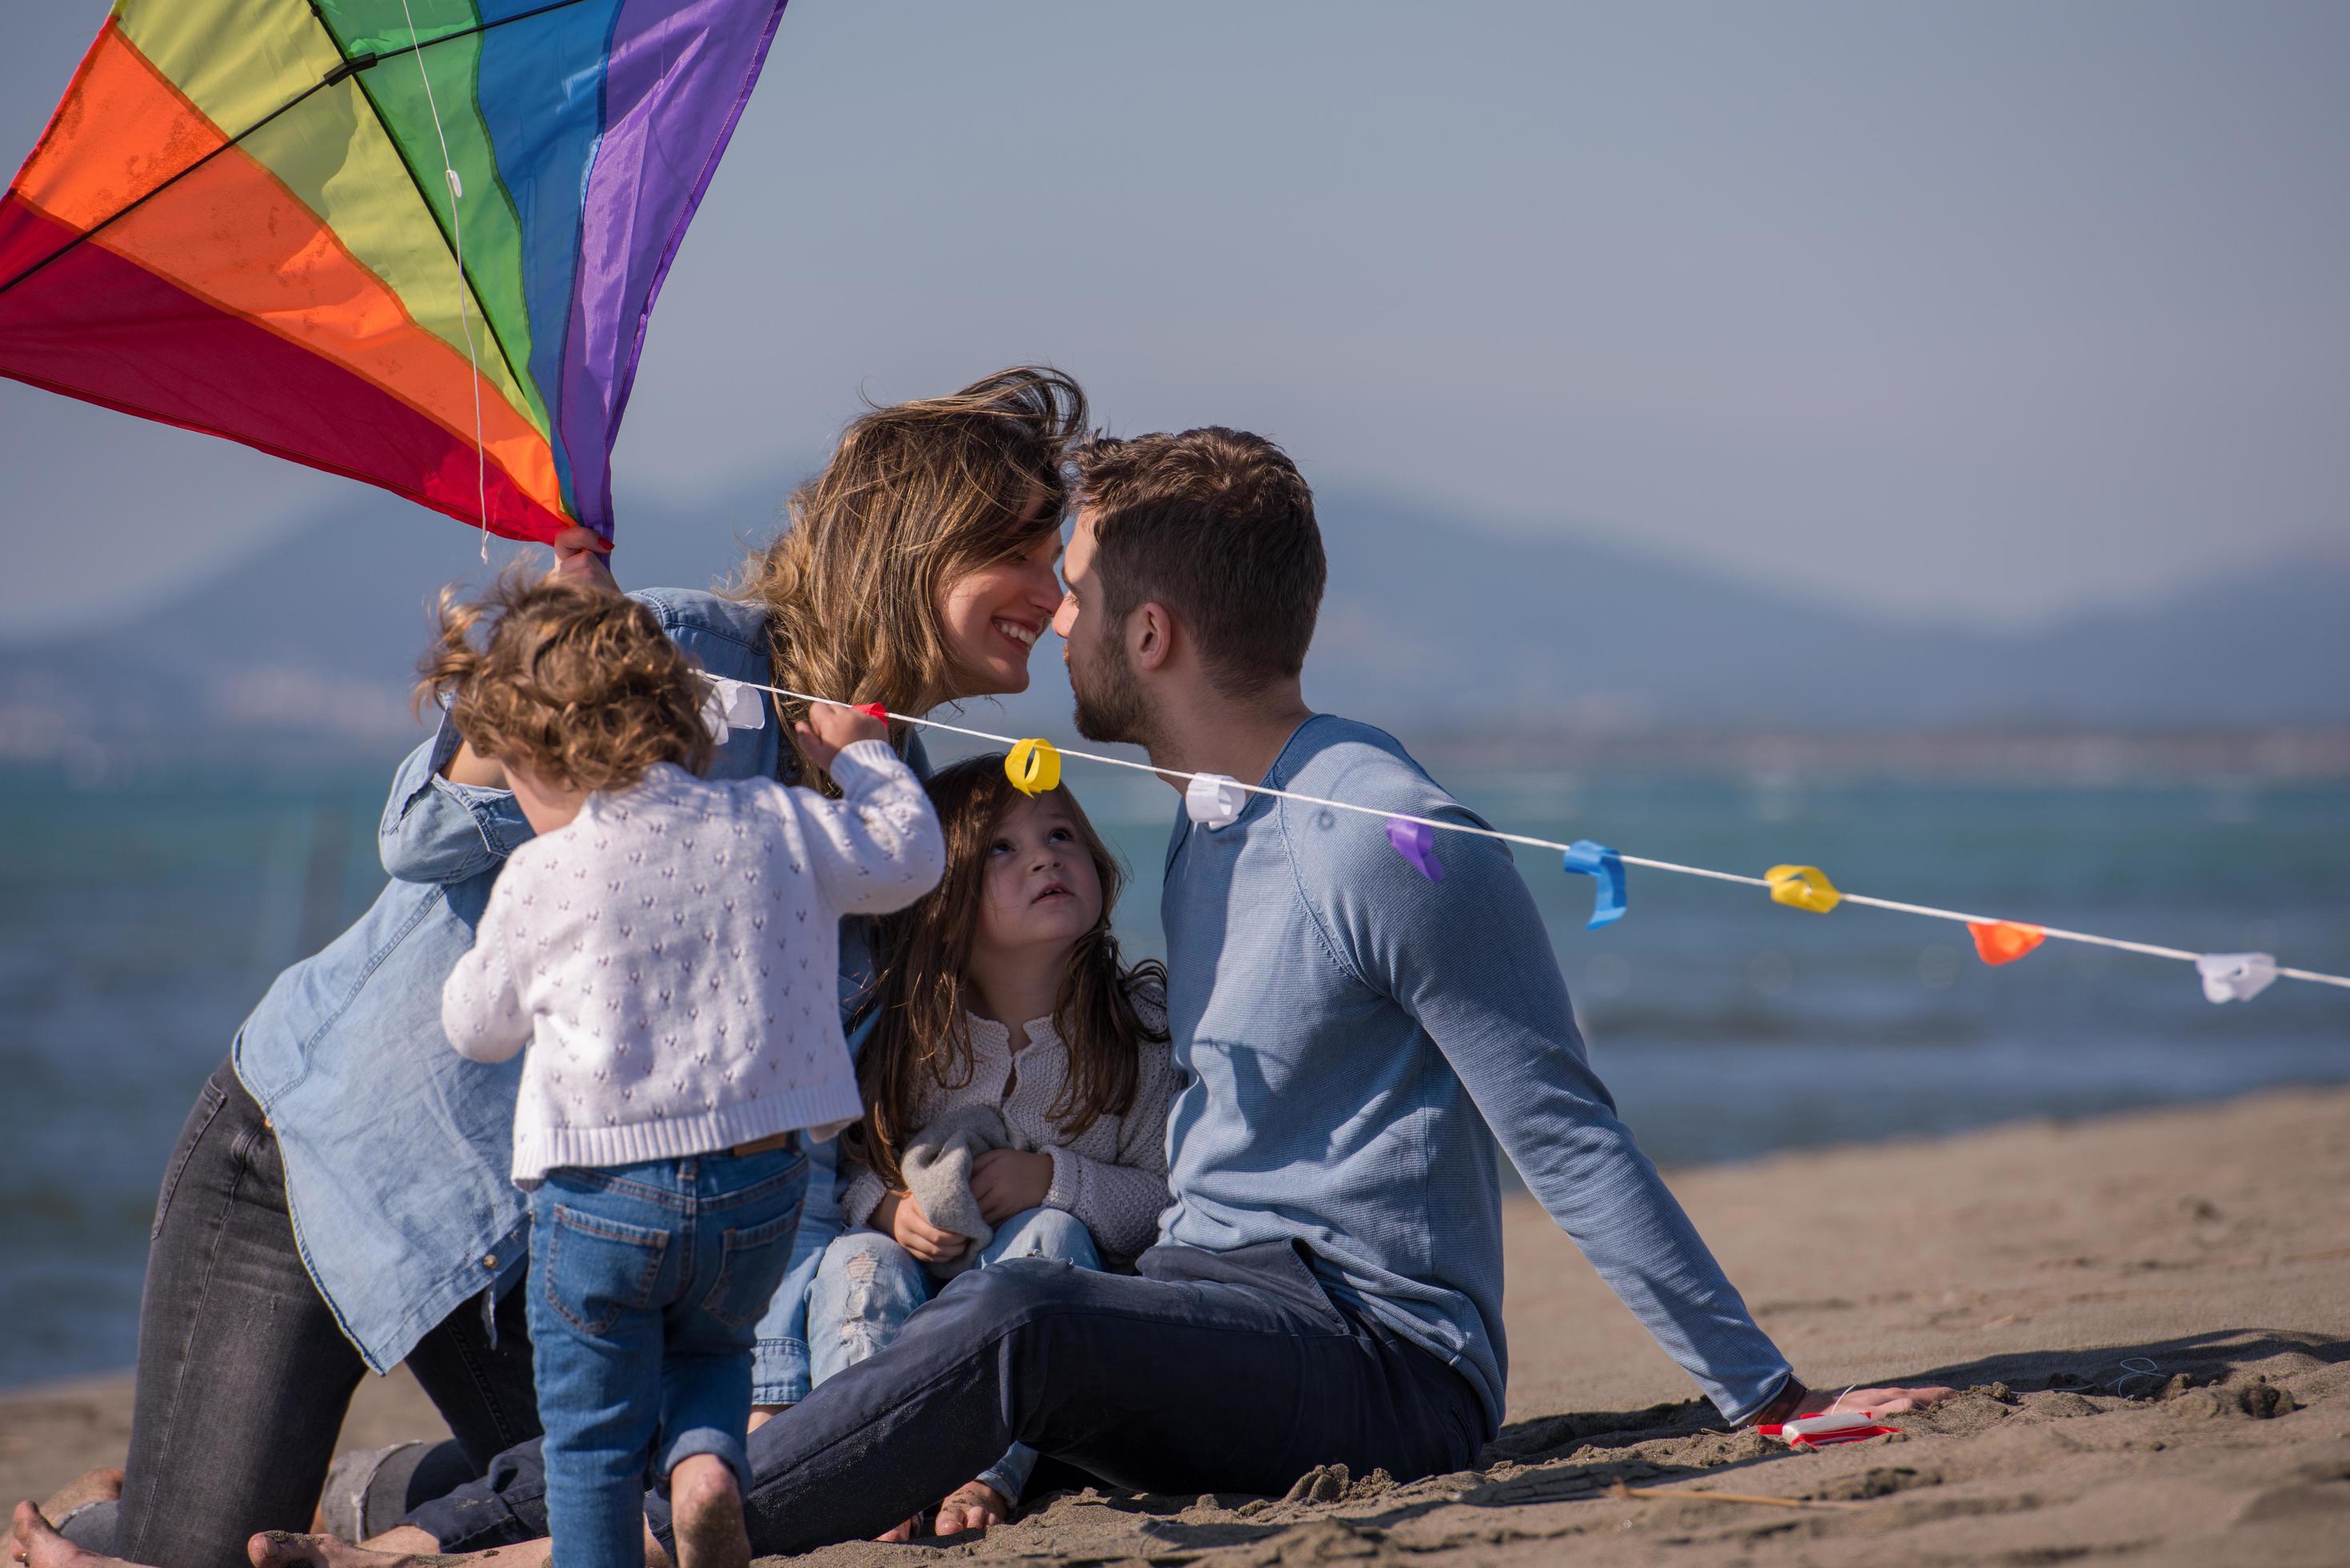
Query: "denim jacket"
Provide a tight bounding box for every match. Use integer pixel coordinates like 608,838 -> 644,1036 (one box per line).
233,589 -> 921,1375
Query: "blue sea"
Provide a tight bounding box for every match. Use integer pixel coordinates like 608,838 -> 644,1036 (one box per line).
3,756 -> 2345,1391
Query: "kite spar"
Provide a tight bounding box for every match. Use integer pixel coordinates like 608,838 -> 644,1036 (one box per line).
0,0 -> 791,546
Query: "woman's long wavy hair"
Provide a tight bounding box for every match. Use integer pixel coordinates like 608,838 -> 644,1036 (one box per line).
733,367 -> 1087,788
848,755 -> 1168,1190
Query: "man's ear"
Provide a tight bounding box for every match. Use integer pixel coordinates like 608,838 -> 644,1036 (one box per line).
1129,601 -> 1175,672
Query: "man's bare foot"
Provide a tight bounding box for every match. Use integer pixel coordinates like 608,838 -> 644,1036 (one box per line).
12,1500 -> 111,1568
667,1455 -> 747,1568
932,1480 -> 1011,1537
34,1470 -> 121,1530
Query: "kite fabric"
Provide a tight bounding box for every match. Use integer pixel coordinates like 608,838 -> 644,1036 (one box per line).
0,0 -> 790,545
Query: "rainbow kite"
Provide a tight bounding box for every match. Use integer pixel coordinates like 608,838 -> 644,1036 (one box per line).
0,0 -> 790,545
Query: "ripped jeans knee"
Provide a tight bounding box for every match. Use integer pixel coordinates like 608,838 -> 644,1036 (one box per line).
806,1229 -> 931,1386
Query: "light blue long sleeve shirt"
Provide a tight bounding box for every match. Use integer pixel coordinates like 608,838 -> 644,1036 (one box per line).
232,589 -> 912,1374
1158,715 -> 1792,1426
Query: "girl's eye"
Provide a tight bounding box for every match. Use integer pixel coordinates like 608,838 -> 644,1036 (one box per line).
1047,828 -> 1075,843
987,838 -> 1014,856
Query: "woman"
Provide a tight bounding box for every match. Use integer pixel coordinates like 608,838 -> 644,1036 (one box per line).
42,368 -> 1088,1568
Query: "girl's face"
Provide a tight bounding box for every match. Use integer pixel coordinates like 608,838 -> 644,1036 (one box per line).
934,509 -> 1064,702
971,793 -> 1105,962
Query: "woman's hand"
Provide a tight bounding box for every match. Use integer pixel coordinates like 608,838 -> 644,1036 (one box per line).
970,1149 -> 1054,1225
875,1190 -> 969,1266
795,701 -> 888,774
546,526 -> 616,589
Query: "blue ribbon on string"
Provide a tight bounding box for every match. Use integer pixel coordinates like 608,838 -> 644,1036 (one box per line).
1561,839 -> 1627,930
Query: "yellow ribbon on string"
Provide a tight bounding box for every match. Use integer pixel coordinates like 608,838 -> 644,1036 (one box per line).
1765,864 -> 1842,914
1006,738 -> 1062,795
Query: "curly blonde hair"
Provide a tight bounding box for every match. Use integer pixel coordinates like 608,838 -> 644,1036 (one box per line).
732,366 -> 1087,786
415,573 -> 713,792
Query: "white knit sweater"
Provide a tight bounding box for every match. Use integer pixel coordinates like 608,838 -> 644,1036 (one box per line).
840,986 -> 1181,1264
442,742 -> 943,1183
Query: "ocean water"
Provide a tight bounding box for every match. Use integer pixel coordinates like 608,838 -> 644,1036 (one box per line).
2,757 -> 2345,1391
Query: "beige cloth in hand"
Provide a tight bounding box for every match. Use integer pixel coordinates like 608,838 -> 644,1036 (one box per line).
898,1104 -> 1015,1278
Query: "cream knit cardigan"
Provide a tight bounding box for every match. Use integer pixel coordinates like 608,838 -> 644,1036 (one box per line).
840,987 -> 1181,1264
442,743 -> 943,1183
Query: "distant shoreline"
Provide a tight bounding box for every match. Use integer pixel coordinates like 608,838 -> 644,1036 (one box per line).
7,723 -> 2350,787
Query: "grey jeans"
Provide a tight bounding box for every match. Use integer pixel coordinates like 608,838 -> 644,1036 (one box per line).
95,1058 -> 541,1568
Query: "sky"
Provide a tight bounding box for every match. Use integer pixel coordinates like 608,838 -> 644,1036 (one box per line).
2,1 -> 2345,633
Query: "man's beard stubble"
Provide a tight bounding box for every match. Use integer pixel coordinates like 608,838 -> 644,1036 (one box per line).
1067,637 -> 1153,750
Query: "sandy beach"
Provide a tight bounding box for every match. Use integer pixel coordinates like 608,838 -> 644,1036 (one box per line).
7,1086 -> 2346,1566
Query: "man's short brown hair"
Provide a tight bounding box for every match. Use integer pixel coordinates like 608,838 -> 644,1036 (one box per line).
416,574 -> 713,792
1072,427 -> 1324,695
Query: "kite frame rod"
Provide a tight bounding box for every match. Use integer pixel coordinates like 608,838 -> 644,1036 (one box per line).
0,0 -> 595,302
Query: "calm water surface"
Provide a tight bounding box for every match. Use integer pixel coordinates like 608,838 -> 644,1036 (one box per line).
3,755 -> 2344,1389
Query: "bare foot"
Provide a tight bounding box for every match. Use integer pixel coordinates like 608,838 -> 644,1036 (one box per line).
34,1470 -> 121,1530
12,1500 -> 122,1568
873,1515 -> 919,1544
667,1455 -> 747,1568
246,1526 -> 530,1567
932,1480 -> 1011,1537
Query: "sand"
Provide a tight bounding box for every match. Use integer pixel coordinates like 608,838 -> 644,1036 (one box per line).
6,1086 -> 2347,1565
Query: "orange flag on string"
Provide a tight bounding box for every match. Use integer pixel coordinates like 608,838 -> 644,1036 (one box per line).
1968,921 -> 2046,966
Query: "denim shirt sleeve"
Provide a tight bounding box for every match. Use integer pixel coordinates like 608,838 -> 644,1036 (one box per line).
1315,810 -> 1795,1422
378,706 -> 536,885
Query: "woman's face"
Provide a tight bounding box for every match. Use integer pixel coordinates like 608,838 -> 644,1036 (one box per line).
934,499 -> 1064,701
971,794 -> 1106,964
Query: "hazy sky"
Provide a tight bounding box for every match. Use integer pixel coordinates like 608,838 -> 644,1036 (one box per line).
2,1 -> 2344,632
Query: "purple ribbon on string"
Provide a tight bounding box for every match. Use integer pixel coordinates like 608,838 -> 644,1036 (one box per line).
1385,817 -> 1444,882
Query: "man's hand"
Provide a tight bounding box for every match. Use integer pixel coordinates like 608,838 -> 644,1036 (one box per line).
1812,1383 -> 1957,1418
970,1149 -> 1054,1225
546,526 -> 615,588
875,1190 -> 969,1266
1747,1376 -> 1957,1429
795,701 -> 888,774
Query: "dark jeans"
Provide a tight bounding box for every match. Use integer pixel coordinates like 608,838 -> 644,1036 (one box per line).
113,1058 -> 541,1568
405,1238 -> 1491,1558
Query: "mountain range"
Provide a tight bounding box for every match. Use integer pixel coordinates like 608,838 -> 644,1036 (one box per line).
4,478 -> 2344,768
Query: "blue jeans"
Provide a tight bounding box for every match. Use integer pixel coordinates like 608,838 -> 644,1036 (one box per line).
748,1133 -> 841,1404
526,1146 -> 808,1568
807,1207 -> 1099,1506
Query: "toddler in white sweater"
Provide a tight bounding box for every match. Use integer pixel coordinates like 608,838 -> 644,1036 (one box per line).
425,575 -> 943,1568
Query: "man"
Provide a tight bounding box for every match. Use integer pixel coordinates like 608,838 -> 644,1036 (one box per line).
14,427 -> 1943,1568
674,426 -> 1942,1554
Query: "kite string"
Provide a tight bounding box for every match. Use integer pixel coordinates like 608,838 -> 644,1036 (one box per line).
711,672 -> 2350,992
395,0 -> 490,562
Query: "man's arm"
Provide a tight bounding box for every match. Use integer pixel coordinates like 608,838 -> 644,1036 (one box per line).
1337,810 -> 1796,1422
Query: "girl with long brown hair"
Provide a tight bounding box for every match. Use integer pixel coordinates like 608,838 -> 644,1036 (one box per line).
807,754 -> 1179,1539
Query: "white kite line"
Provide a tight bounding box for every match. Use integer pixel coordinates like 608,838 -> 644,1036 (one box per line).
395,0 -> 491,561
703,674 -> 2350,994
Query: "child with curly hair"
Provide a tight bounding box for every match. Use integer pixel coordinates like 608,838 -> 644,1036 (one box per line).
426,575 -> 944,1568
